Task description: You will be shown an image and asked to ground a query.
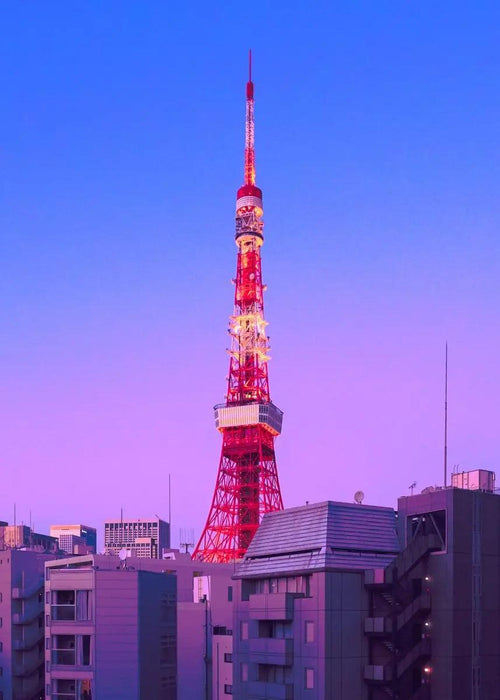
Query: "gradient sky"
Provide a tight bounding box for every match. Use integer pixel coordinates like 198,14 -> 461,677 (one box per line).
2,2 -> 499,548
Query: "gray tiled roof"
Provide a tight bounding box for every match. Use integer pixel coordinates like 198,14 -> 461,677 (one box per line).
235,501 -> 399,578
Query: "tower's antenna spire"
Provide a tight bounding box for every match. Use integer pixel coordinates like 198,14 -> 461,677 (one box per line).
245,49 -> 256,186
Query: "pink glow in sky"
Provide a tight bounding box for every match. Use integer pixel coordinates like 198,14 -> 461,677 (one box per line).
2,3 -> 499,547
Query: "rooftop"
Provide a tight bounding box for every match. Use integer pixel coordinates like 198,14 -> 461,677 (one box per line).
235,500 -> 400,578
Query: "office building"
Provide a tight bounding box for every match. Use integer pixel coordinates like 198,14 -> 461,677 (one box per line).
50,525 -> 97,555
104,517 -> 169,558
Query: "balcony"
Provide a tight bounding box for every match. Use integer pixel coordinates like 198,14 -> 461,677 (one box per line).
12,579 -> 44,600
249,638 -> 293,666
13,628 -> 43,651
364,664 -> 393,683
364,569 -> 387,587
364,616 -> 392,635
12,656 -> 43,678
247,681 -> 294,699
12,606 -> 43,625
249,593 -> 294,621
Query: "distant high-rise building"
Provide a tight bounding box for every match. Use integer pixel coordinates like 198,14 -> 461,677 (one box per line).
50,524 -> 97,554
0,524 -> 58,552
104,517 -> 170,558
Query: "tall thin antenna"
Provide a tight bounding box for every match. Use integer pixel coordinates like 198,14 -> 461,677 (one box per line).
444,342 -> 448,487
168,474 -> 171,525
14,503 -> 16,528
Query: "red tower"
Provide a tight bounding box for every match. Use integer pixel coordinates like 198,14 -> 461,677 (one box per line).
193,53 -> 284,563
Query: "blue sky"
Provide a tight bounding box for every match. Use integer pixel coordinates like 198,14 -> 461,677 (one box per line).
2,2 -> 499,544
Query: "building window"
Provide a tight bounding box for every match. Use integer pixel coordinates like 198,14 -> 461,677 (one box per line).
52,635 -> 76,665
305,668 -> 314,689
81,635 -> 91,665
52,678 -> 92,699
259,665 -> 284,683
51,590 -> 75,620
51,590 -> 92,622
223,652 -> 232,663
305,621 -> 314,643
241,662 -> 248,681
224,685 -> 233,695
0,641 -> 3,651
227,586 -> 233,602
240,621 -> 249,640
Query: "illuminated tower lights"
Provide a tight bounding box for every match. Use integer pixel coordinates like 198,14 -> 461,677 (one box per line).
193,53 -> 284,563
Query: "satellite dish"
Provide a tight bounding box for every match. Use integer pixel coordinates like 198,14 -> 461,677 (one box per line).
354,490 -> 365,504
118,548 -> 128,562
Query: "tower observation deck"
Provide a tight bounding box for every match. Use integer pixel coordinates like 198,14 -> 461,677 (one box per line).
193,53 -> 284,563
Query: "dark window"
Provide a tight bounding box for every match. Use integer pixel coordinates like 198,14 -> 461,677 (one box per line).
82,636 -> 91,665
224,685 -> 233,695
224,653 -> 232,663
227,586 -> 233,602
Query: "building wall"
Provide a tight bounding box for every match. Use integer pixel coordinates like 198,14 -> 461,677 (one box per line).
94,570 -> 139,699
45,553 -> 234,700
233,570 -> 368,700
45,564 -> 177,700
397,488 -> 500,700
0,550 -> 55,700
138,572 -> 176,699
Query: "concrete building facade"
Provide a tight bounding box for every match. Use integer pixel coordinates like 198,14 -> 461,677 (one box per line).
45,552 -> 235,700
232,475 -> 500,700
104,517 -> 169,558
232,501 -> 400,699
0,549 -> 58,700
45,555 -> 177,700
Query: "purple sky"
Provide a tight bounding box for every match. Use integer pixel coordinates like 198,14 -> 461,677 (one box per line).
2,3 -> 499,547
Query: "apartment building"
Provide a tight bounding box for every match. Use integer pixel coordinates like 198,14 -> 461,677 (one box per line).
0,549 -> 58,700
45,555 -> 177,699
45,552 -> 234,700
232,500 -> 400,699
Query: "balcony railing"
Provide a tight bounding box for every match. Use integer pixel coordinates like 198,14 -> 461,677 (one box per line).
248,637 -> 293,666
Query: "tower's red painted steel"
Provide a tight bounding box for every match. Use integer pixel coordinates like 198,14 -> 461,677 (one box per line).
193,54 -> 284,563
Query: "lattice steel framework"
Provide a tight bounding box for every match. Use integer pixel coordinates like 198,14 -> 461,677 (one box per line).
193,53 -> 284,563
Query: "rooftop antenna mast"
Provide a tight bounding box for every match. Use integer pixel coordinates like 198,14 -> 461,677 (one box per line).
179,528 -> 194,555
444,342 -> 448,487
